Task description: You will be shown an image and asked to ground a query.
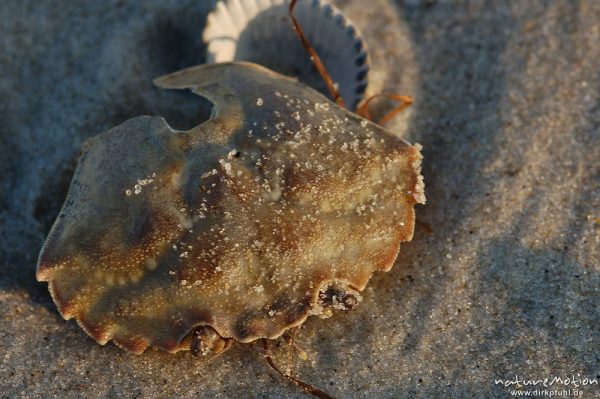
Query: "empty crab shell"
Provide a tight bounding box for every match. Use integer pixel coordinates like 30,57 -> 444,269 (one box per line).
203,0 -> 369,109
36,62 -> 424,354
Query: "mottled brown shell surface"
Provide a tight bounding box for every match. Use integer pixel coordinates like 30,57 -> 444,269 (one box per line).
37,62 -> 425,354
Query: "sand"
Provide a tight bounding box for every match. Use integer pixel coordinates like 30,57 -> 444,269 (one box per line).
0,0 -> 598,398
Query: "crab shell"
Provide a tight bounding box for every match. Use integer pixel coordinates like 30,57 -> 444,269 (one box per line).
36,62 -> 425,354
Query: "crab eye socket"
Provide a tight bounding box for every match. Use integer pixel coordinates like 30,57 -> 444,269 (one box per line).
318,283 -> 362,311
342,294 -> 358,310
189,325 -> 233,357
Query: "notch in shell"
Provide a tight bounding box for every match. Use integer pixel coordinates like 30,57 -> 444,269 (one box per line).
36,62 -> 424,355
203,0 -> 369,110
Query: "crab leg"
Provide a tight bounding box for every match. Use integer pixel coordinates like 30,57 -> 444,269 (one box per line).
289,0 -> 345,108
262,339 -> 336,399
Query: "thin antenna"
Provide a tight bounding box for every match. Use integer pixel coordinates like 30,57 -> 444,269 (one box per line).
262,339 -> 336,399
283,326 -> 309,375
289,0 -> 345,108
356,93 -> 413,125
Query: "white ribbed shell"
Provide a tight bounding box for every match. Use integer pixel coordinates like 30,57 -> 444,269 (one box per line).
203,0 -> 369,109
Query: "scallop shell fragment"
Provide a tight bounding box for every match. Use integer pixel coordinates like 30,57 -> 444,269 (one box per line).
203,0 -> 369,109
36,62 -> 424,354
